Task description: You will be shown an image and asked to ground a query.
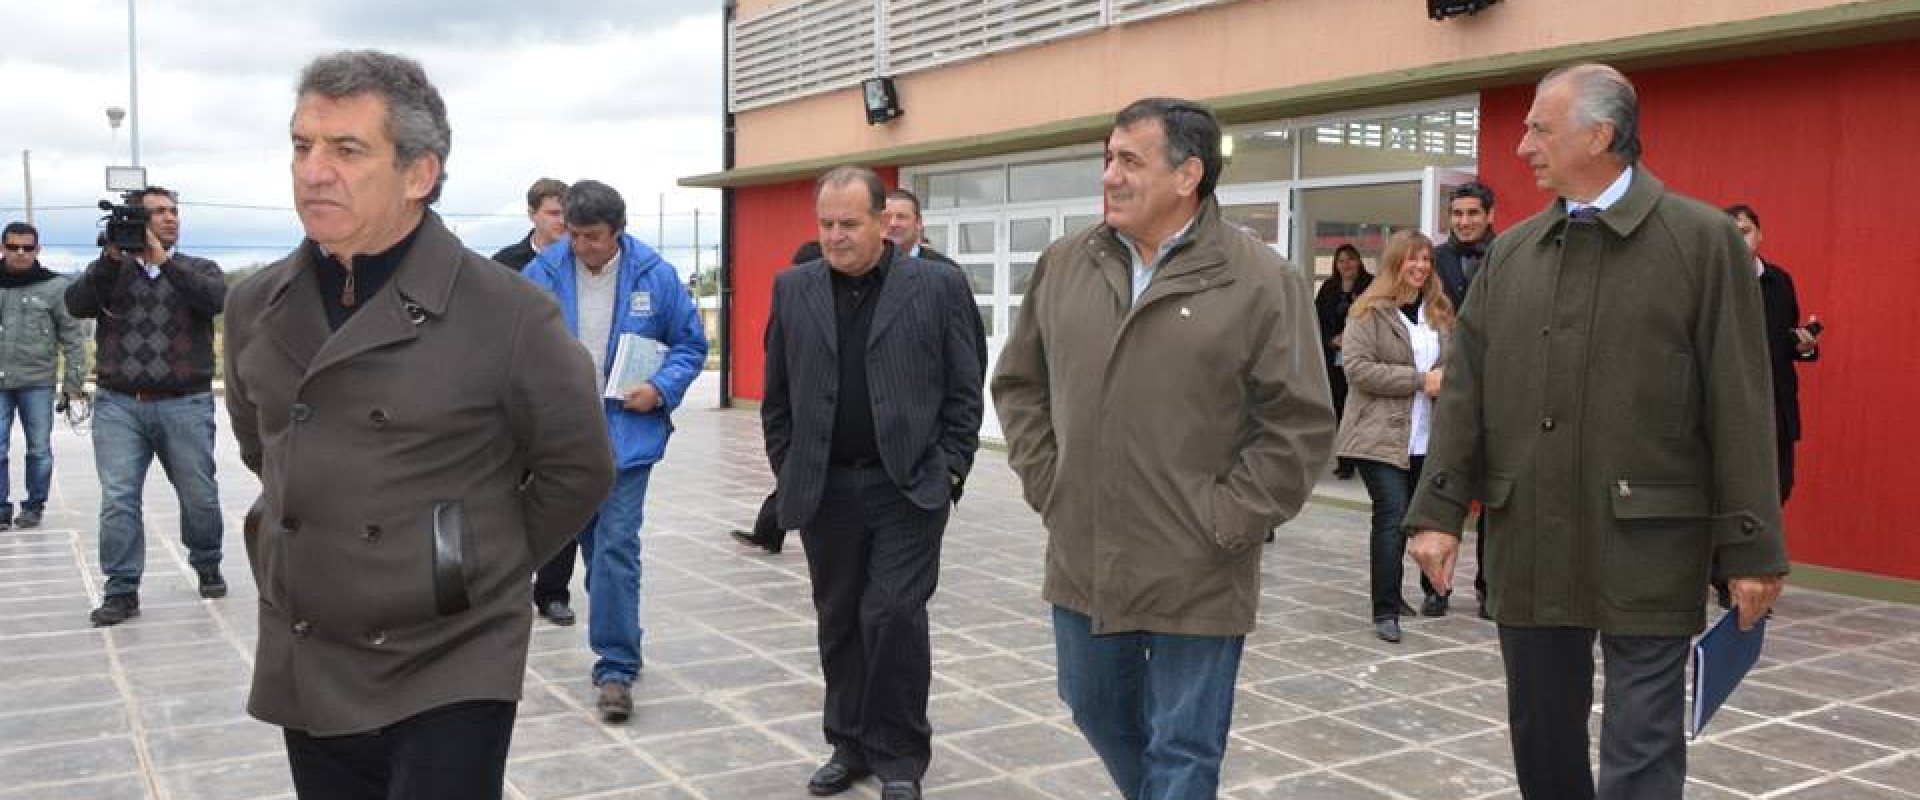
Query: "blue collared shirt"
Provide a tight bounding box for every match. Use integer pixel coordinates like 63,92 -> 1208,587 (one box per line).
1114,214 -> 1199,306
1566,165 -> 1634,217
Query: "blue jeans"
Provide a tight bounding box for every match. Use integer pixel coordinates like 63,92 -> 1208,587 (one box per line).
94,390 -> 224,596
578,465 -> 652,686
1358,456 -> 1426,620
1053,605 -> 1244,800
0,386 -> 55,517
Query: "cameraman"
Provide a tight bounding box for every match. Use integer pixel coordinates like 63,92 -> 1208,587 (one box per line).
65,186 -> 228,627
0,222 -> 88,531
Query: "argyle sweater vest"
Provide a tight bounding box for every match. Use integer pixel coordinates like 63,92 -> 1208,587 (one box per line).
94,269 -> 217,394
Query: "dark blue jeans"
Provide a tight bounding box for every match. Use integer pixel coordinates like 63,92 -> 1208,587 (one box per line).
94,390 -> 224,596
1053,606 -> 1244,800
0,386 -> 55,517
1358,456 -> 1425,620
577,465 -> 652,686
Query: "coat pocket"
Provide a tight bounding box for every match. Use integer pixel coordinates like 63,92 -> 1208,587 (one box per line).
1603,480 -> 1712,611
431,501 -> 472,616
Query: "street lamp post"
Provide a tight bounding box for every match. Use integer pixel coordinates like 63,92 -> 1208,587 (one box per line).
126,0 -> 141,166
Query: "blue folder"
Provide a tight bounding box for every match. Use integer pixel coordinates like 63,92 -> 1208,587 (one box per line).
1689,610 -> 1768,739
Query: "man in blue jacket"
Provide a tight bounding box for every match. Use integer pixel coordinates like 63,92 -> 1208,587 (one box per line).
523,180 -> 709,723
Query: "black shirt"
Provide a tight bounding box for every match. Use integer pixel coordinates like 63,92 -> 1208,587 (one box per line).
310,219 -> 424,331
827,245 -> 893,467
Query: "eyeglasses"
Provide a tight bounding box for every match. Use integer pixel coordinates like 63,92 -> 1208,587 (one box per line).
3,244 -> 37,253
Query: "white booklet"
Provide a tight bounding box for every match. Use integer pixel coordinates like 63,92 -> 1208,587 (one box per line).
605,333 -> 667,399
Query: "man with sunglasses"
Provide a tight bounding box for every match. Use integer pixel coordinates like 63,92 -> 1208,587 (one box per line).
0,222 -> 87,531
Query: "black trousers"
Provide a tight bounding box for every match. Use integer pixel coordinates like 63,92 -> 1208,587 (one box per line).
1499,626 -> 1688,800
750,490 -> 789,551
532,539 -> 578,607
801,465 -> 947,783
283,700 -> 517,800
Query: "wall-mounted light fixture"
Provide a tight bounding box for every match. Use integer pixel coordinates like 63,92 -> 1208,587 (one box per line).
862,76 -> 902,125
1428,0 -> 1500,21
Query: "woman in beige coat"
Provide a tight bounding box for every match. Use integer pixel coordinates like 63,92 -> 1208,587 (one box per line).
1333,230 -> 1454,642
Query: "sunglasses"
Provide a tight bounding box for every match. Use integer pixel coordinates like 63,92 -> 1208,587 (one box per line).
3,244 -> 38,253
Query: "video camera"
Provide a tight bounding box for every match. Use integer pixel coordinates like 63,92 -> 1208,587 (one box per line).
98,192 -> 152,251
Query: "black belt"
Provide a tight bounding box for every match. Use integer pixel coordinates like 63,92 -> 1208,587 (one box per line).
114,388 -> 206,402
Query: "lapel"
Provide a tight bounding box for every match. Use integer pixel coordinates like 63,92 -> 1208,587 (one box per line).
258,247 -> 330,377
301,212 -> 462,384
867,249 -> 915,347
796,261 -> 837,357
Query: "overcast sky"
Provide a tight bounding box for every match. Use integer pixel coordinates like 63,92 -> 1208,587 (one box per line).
0,0 -> 724,276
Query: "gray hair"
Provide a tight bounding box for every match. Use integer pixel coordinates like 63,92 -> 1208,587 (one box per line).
564,180 -> 627,231
1114,97 -> 1223,198
815,166 -> 887,214
297,50 -> 452,204
1541,64 -> 1642,165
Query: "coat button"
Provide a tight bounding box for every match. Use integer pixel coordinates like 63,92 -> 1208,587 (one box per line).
365,630 -> 387,646
1433,473 -> 1448,488
1540,326 -> 1551,336
369,409 -> 390,428
280,516 -> 300,533
362,524 -> 381,542
1741,519 -> 1759,533
1540,416 -> 1556,431
290,403 -> 313,422
292,620 -> 312,636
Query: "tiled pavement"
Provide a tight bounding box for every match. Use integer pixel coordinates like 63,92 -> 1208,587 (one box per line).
2,374 -> 1917,800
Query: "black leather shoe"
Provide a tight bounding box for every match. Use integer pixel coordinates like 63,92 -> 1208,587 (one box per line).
1421,592 -> 1450,617
807,759 -> 871,796
879,780 -> 922,800
538,600 -> 576,626
13,509 -> 39,528
90,593 -> 140,626
196,567 -> 227,599
596,681 -> 632,724
730,529 -> 781,555
1373,617 -> 1402,643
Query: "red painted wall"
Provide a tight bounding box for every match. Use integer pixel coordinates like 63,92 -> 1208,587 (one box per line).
728,167 -> 898,401
1477,40 -> 1920,581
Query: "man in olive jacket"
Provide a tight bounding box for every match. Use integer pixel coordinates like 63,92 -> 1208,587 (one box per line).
994,98 -> 1334,800
1406,65 -> 1787,800
224,51 -> 613,800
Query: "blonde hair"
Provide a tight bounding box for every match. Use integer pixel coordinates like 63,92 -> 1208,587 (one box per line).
1350,230 -> 1455,332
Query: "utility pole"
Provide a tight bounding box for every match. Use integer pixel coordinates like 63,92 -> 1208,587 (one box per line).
20,151 -> 33,225
692,208 -> 702,295
127,0 -> 142,166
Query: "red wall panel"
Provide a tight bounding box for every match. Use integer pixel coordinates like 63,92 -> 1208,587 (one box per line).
1477,40 -> 1920,580
729,167 -> 899,402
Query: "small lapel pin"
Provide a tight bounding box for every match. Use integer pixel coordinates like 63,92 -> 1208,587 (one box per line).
1180,306 -> 1192,318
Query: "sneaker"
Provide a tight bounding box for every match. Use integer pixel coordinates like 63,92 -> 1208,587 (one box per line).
596,682 -> 633,724
196,567 -> 228,599
90,593 -> 140,626
1373,617 -> 1402,643
13,509 -> 40,529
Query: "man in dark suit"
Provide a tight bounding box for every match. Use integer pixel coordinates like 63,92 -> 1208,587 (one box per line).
762,166 -> 983,800
731,241 -> 822,556
882,189 -> 957,267
489,178 -> 567,271
1726,204 -> 1818,503
1427,180 -> 1497,618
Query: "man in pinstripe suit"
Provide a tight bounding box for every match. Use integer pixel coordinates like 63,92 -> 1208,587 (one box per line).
761,166 -> 984,800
